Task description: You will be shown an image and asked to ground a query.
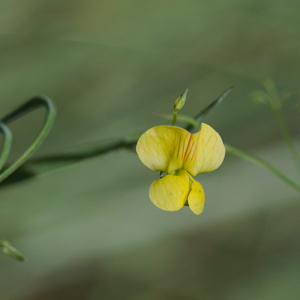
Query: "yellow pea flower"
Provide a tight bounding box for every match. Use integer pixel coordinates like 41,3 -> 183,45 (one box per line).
136,123 -> 225,215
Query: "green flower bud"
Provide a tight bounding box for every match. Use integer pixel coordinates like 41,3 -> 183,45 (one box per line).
174,89 -> 188,111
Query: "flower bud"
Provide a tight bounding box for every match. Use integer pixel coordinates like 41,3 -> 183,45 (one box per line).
174,89 -> 188,111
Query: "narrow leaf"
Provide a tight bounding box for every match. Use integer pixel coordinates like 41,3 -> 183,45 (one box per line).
186,85 -> 234,132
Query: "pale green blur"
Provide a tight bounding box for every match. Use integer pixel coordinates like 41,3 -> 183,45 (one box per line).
0,1 -> 300,299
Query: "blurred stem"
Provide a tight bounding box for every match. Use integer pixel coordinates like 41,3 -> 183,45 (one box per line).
0,96 -> 56,184
0,240 -> 25,261
272,105 -> 300,175
0,122 -> 12,172
3,86 -> 299,195
225,144 -> 300,192
16,137 -> 300,193
0,97 -> 56,261
263,78 -> 300,175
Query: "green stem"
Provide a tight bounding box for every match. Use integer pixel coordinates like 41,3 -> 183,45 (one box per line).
172,111 -> 177,126
0,96 -> 56,261
151,110 -> 199,128
0,96 -> 56,184
0,240 -> 25,261
225,143 -> 300,192
5,132 -> 300,194
262,78 -> 300,175
0,122 -> 12,172
272,106 -> 300,175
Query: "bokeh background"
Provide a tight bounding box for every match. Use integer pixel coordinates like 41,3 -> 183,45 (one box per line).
1,1 -> 300,299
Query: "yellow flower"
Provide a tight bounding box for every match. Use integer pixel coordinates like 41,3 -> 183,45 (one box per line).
136,123 -> 225,215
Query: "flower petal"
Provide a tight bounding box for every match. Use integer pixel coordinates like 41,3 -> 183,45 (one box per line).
136,123 -> 225,175
183,123 -> 225,176
187,177 -> 205,215
149,172 -> 190,212
136,126 -> 189,173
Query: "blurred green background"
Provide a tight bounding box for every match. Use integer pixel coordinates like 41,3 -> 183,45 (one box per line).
1,1 -> 300,299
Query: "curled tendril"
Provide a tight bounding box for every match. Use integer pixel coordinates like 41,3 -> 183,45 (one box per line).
0,96 -> 56,184
0,96 -> 56,261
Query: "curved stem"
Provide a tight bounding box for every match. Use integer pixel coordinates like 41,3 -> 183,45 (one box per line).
225,143 -> 300,192
0,96 -> 56,184
0,122 -> 12,172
